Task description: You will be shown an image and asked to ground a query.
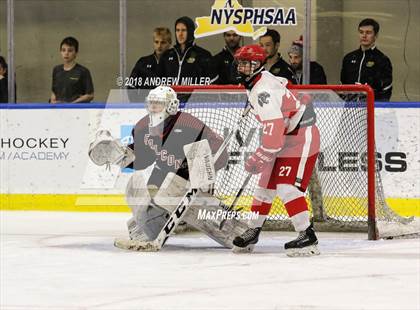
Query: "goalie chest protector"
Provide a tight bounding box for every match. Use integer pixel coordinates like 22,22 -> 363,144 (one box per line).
128,111 -> 226,182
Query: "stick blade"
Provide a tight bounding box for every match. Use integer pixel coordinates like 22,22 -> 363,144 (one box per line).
114,238 -> 160,252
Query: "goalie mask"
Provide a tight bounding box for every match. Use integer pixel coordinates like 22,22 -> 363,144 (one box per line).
234,44 -> 267,86
145,86 -> 179,135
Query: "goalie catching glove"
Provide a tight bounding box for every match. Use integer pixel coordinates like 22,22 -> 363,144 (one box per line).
88,130 -> 135,168
245,147 -> 276,174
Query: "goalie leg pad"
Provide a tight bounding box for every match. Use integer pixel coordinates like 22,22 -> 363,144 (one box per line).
152,172 -> 250,248
152,172 -> 190,212
125,171 -> 151,213
182,192 -> 250,248
134,204 -> 169,241
125,171 -> 169,240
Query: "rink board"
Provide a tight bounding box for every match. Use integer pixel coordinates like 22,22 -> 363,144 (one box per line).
0,103 -> 419,217
0,193 -> 418,218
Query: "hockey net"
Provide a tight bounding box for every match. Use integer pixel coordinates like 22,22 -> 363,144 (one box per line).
172,85 -> 419,240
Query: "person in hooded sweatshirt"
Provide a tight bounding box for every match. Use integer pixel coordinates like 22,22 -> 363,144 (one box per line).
157,16 -> 216,86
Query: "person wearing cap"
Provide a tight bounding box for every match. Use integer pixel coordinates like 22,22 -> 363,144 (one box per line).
158,16 -> 216,86
341,18 -> 392,101
259,29 -> 297,84
287,38 -> 327,85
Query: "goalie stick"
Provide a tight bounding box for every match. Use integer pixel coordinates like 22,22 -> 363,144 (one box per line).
114,103 -> 252,251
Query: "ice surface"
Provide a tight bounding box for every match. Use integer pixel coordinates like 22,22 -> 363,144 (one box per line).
1,211 -> 419,310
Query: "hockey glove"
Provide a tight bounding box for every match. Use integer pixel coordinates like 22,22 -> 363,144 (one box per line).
88,130 -> 135,168
245,147 -> 276,174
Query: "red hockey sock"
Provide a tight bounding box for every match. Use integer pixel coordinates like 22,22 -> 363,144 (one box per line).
250,198 -> 272,215
249,198 -> 271,228
284,196 -> 308,217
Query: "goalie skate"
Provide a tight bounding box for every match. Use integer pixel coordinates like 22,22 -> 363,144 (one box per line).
284,223 -> 320,257
114,238 -> 160,252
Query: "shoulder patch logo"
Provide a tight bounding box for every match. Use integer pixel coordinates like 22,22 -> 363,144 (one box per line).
258,91 -> 270,107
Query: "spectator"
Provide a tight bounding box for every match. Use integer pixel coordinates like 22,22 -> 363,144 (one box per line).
259,29 -> 297,84
50,37 -> 94,103
341,18 -> 392,101
0,56 -> 8,103
213,30 -> 242,84
158,16 -> 215,86
129,27 -> 172,90
287,37 -> 327,85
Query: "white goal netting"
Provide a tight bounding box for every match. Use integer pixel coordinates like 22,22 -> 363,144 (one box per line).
173,85 -> 419,240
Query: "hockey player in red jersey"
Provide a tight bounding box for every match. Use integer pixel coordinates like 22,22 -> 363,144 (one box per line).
231,44 -> 321,256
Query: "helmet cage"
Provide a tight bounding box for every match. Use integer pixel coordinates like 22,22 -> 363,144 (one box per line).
145,86 -> 180,134
146,98 -> 166,114
145,86 -> 180,116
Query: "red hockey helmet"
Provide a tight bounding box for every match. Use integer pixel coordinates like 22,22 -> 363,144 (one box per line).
234,44 -> 267,63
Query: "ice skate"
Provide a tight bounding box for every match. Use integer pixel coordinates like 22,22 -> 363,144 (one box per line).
232,227 -> 261,253
284,223 -> 320,257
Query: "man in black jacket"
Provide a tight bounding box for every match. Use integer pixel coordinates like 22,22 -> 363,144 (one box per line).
128,27 -> 172,90
213,30 -> 242,84
259,29 -> 297,84
158,16 -> 216,86
287,39 -> 327,85
341,18 -> 393,101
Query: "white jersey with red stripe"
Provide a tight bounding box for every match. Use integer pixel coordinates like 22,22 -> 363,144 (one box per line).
248,71 -> 306,153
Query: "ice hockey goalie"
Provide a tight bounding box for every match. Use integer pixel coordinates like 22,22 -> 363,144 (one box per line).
89,86 -> 249,249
